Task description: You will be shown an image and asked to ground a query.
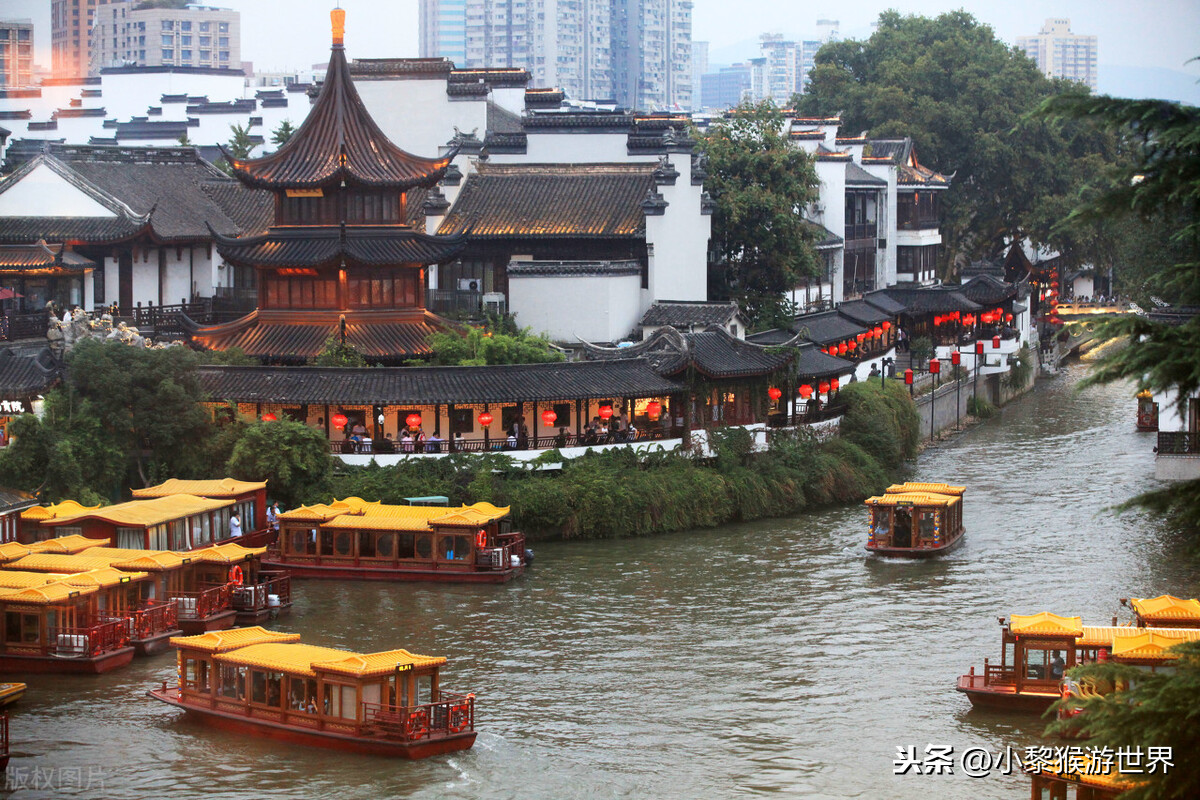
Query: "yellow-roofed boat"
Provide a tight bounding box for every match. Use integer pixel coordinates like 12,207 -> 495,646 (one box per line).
149,626 -> 476,758
864,482 -> 965,557
267,498 -> 527,583
0,682 -> 25,707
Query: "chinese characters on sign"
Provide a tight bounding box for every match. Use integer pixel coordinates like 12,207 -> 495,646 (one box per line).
892,745 -> 1174,778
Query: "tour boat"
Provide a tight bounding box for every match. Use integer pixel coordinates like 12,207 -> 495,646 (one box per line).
1122,595 -> 1200,628
0,682 -> 25,706
0,579 -> 135,674
0,712 -> 8,770
149,627 -> 477,758
266,498 -> 527,583
957,612 -> 1200,713
864,482 -> 965,557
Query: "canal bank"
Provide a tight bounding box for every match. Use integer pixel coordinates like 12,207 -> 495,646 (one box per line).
4,362 -> 1186,800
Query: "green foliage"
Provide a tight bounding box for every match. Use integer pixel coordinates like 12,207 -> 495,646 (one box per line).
698,100 -> 822,327
1045,641 -> 1200,800
226,122 -> 256,160
271,120 -> 296,147
226,421 -> 332,509
800,10 -> 1119,270
1002,344 -> 1034,390
838,380 -> 921,469
967,394 -> 996,418
177,132 -> 193,147
196,346 -> 256,366
422,325 -> 564,366
311,336 -> 368,368
909,336 -> 933,367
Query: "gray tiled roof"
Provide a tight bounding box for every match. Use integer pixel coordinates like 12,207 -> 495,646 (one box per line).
881,286 -> 982,314
640,301 -> 739,328
845,161 -> 887,187
582,326 -> 793,379
837,299 -> 893,326
0,347 -> 59,400
792,310 -> 868,345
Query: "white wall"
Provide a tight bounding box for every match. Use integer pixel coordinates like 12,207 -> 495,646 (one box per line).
864,161 -> 896,287
355,78 -> 487,158
0,163 -> 117,217
509,271 -> 642,342
813,159 -> 847,304
510,131 -> 633,164
131,252 -> 158,307
642,152 -> 710,309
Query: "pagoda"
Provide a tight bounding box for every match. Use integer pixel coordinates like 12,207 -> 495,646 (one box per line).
184,8 -> 467,364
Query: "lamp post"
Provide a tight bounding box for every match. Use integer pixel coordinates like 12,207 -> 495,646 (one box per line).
929,357 -> 941,442
880,356 -> 894,389
974,340 -> 984,410
951,350 -> 962,431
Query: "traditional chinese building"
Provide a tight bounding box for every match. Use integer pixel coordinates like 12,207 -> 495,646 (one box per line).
183,9 -> 468,364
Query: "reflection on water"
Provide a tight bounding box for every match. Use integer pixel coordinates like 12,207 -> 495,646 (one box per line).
8,364 -> 1193,799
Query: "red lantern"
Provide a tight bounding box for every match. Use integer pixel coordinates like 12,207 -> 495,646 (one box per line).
904,368 -> 914,385
768,387 -> 782,401
848,340 -> 857,351
933,316 -> 941,327
980,313 -> 992,325
541,409 -> 557,426
873,327 -> 882,338
975,341 -> 984,355
882,321 -> 892,331
951,351 -> 961,366
1050,316 -> 1062,325
856,332 -> 866,342
478,411 -> 494,426
261,412 -> 277,422
992,335 -> 1001,349
798,384 -> 813,399
838,343 -> 848,355
929,357 -> 940,375
331,412 -> 348,429
1005,313 -> 1013,322
818,381 -> 830,394
830,377 -> 840,392
406,413 -> 422,428
599,405 -> 614,420
646,400 -> 662,419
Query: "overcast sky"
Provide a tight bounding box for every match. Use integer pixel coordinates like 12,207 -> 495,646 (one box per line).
5,0 -> 1199,80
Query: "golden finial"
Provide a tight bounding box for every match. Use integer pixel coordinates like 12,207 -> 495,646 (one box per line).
331,6 -> 346,46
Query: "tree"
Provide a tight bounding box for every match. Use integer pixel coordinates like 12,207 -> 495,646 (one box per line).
800,11 -> 1118,274
422,325 -> 564,366
226,122 -> 256,159
1038,94 -> 1200,531
177,132 -> 193,147
698,100 -> 821,328
1046,641 -> 1200,800
311,335 -> 368,367
226,421 -> 332,509
271,119 -> 296,148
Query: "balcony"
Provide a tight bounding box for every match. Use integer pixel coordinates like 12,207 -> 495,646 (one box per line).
1154,431 -> 1200,482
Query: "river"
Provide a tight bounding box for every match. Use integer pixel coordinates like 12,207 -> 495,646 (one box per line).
7,363 -> 1194,799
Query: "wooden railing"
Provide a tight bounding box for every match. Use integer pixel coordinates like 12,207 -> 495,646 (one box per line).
984,661 -> 1018,686
1157,431 -> 1199,456
131,301 -> 213,338
331,428 -> 684,455
231,571 -> 291,613
475,532 -> 525,571
133,600 -> 179,640
361,691 -> 474,742
170,583 -> 233,621
0,312 -> 49,341
48,618 -> 131,658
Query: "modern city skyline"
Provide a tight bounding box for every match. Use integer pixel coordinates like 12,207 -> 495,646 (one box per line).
90,1 -> 241,74
1016,17 -> 1098,91
0,19 -> 35,88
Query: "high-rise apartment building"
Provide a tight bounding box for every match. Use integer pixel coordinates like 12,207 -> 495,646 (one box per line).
53,0 -> 112,78
1016,18 -> 1097,91
758,34 -> 797,106
91,2 -> 241,73
691,40 -> 708,98
420,0 -> 467,65
0,20 -> 35,88
421,0 -> 690,109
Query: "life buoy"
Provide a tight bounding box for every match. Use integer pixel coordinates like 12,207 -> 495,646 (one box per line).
229,564 -> 244,586
475,529 -> 487,549
448,703 -> 470,734
405,708 -> 429,739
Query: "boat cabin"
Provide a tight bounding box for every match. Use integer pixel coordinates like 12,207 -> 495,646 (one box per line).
956,612 -> 1082,712
153,626 -> 476,757
1125,595 -> 1200,629
865,482 -> 965,556
131,479 -> 270,542
187,543 -> 291,624
270,498 -> 525,583
0,580 -> 134,673
18,502 -> 102,544
36,495 -> 237,551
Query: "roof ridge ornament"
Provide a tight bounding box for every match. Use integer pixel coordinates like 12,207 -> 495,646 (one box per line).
331,7 -> 346,48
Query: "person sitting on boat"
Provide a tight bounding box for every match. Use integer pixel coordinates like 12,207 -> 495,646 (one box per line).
1050,652 -> 1066,680
266,502 -> 278,531
230,512 -> 242,539
306,697 -> 317,715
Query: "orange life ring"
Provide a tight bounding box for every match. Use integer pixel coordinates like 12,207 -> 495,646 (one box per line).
229,565 -> 244,586
448,703 -> 470,734
405,708 -> 429,740
475,529 -> 487,549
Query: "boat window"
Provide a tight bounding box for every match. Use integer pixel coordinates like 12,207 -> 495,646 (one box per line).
323,683 -> 357,719
184,657 -> 210,692
362,682 -> 382,707
251,671 -> 283,707
218,664 -> 245,700
319,530 -> 335,556
169,519 -> 188,550
376,532 -> 395,558
357,530 -> 376,558
440,534 -> 470,561
55,526 -> 82,538
289,677 -> 318,713
199,512 -> 211,545
396,533 -> 415,559
1022,645 -> 1063,680
414,534 -> 432,561
919,511 -> 937,541
117,526 -> 143,549
873,509 -> 891,537
416,674 -> 432,705
4,611 -> 39,643
149,524 -> 169,550
333,531 -> 352,557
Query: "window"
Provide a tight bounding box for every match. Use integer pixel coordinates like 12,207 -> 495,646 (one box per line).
375,532 -> 395,558
440,534 -> 470,561
4,611 -> 39,644
161,35 -> 173,46
180,35 -> 191,46
180,49 -> 191,61
288,677 -> 317,712
199,36 -> 210,46
219,22 -> 229,33
396,532 -> 416,559
162,20 -> 174,30
219,51 -> 229,61
219,36 -> 229,47
218,664 -> 244,699
184,657 -> 210,692
414,534 -> 432,560
322,682 -> 356,719
357,530 -> 376,558
200,22 -> 210,32
162,48 -> 174,60
250,670 -> 283,707
180,21 -> 192,31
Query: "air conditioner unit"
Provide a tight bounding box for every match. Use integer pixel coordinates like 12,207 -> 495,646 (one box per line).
176,597 -> 198,618
55,634 -> 88,658
482,292 -> 506,315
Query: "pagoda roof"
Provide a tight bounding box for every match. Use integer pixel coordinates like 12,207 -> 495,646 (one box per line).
210,224 -> 468,270
227,35 -> 452,191
581,326 -> 795,380
184,309 -> 449,363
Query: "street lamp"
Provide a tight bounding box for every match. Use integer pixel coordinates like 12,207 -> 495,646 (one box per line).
974,340 -> 985,410
880,356 -> 894,389
929,357 -> 941,442
951,350 -> 962,431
